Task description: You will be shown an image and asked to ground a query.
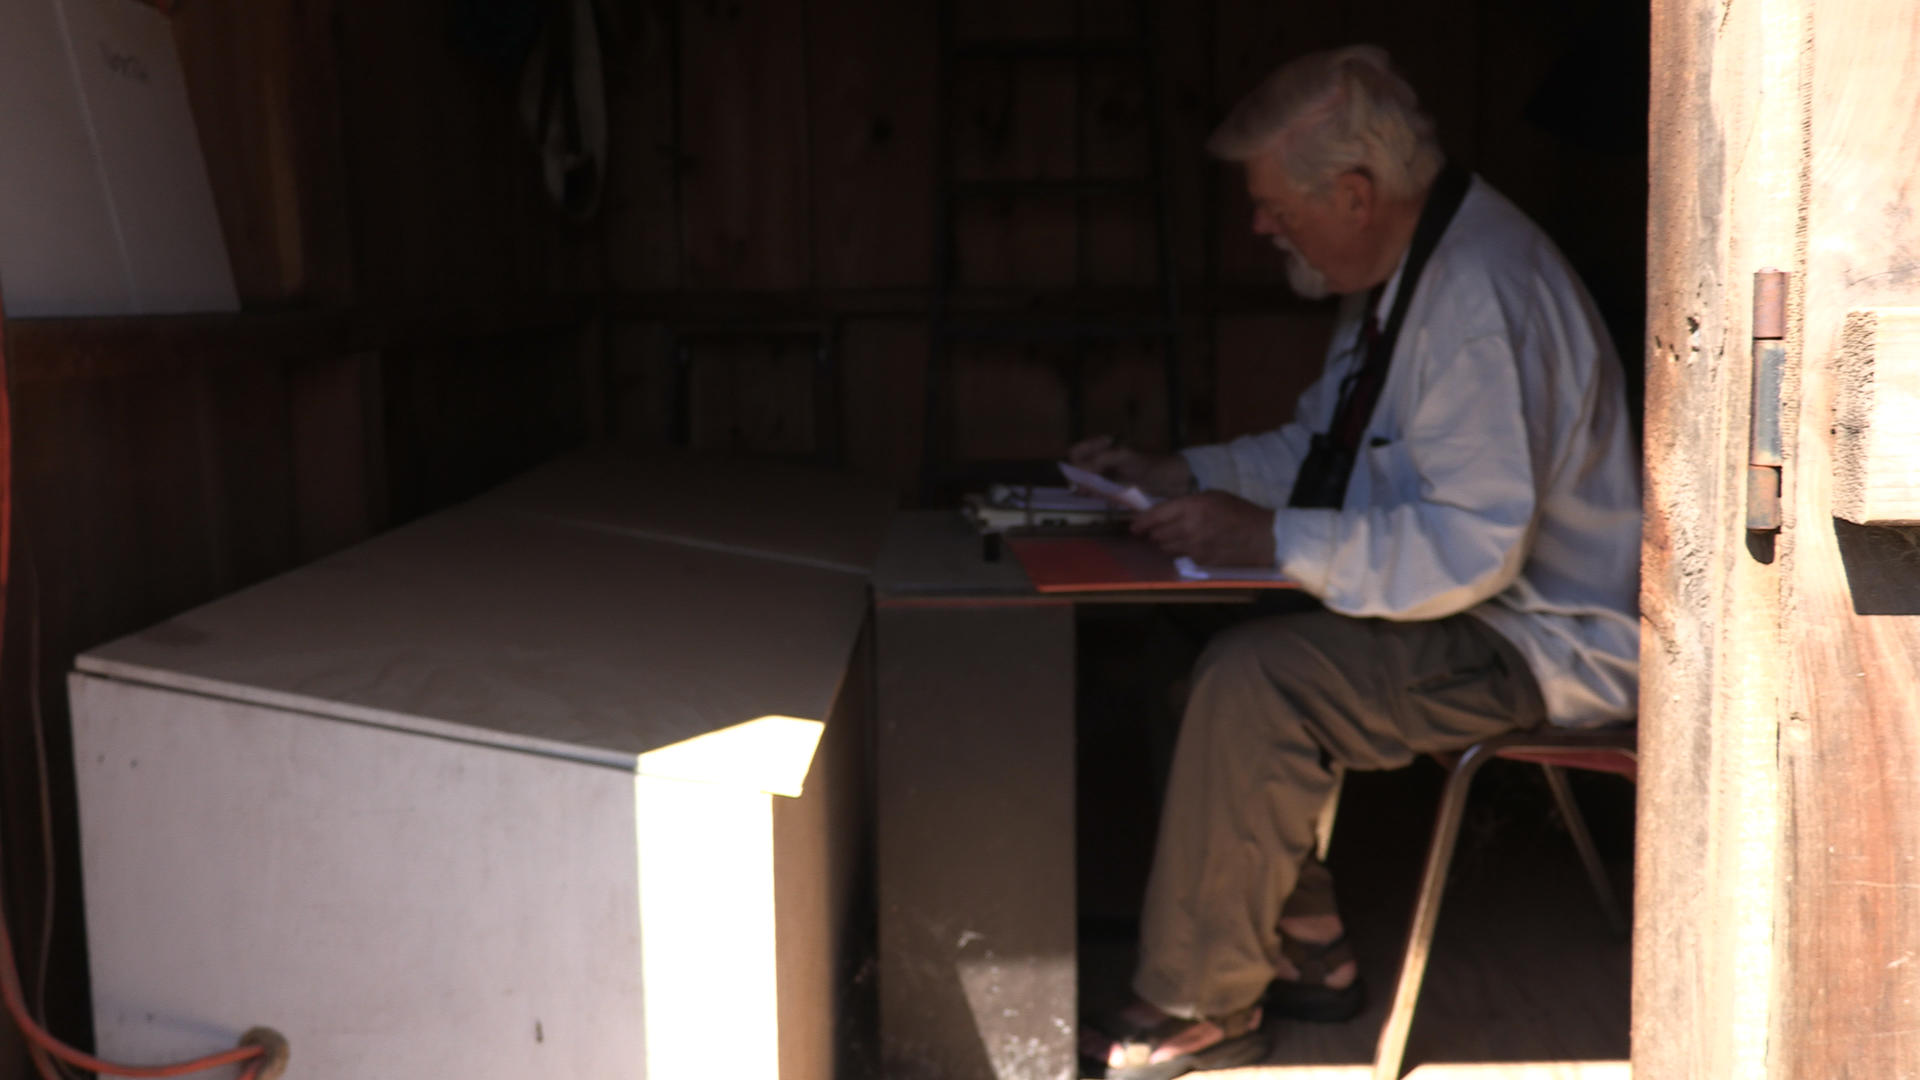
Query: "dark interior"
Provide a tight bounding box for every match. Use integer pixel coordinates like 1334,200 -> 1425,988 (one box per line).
0,1 -> 1648,1075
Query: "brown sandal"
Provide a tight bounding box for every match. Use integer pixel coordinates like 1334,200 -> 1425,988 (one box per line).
1102,1002 -> 1269,1080
1266,933 -> 1367,1021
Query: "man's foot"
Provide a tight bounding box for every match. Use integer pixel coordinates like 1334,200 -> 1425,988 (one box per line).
1268,916 -> 1365,1022
1080,998 -> 1269,1079
1274,914 -> 1360,987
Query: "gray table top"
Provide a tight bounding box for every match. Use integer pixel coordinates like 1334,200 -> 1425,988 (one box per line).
871,510 -> 1036,597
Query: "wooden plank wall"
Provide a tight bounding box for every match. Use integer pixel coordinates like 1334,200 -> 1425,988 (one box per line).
0,5 -> 601,1077
601,0 -> 1649,498
1635,0 -> 1791,1073
1778,2 -> 1920,1074
1638,1 -> 1920,1074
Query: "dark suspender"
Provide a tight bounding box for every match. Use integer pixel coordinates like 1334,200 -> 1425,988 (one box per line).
1286,164 -> 1473,510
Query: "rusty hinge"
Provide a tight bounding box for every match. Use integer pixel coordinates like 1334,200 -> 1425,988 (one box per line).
1746,269 -> 1788,531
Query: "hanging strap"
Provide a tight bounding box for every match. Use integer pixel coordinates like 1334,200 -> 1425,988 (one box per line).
1286,164 -> 1473,509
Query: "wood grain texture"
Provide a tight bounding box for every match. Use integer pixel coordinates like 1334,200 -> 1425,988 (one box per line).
2,5 -> 605,1071
1080,56 -> 1156,290
1159,0 -> 1215,283
807,0 -> 934,287
170,0 -> 355,302
1777,4 -> 1920,1076
1083,341 -> 1172,452
949,345 -> 1072,460
0,322 -> 399,1079
1212,311 -> 1336,441
288,353 -> 382,557
953,58 -> 1078,183
841,319 -> 929,498
680,0 -> 813,289
607,320 -> 678,445
1832,308 -> 1920,525
952,0 -> 1076,41
379,329 -> 592,521
603,4 -> 682,290
686,338 -> 823,456
1635,0 -> 1797,1077
1082,193 -> 1158,289
337,5 -> 598,299
953,196 -> 1078,289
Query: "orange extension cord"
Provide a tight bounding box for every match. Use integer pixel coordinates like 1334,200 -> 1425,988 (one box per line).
0,299 -> 281,1078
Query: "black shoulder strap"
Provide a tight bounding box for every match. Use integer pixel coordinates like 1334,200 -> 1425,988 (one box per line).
1286,164 -> 1473,509
1370,163 -> 1472,380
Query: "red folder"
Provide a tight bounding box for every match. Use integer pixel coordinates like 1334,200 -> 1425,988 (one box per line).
1005,535 -> 1296,594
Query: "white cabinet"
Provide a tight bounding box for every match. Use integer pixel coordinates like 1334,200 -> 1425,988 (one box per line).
71,457 -> 884,1079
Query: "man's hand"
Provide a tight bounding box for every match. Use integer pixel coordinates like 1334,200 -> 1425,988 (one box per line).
1131,492 -> 1278,567
1067,434 -> 1194,498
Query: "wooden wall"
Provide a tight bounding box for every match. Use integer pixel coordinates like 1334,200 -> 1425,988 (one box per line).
601,0 -> 1648,497
0,4 -> 601,1076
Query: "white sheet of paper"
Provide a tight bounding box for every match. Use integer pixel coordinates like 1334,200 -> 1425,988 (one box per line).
62,0 -> 238,313
1058,462 -> 1160,511
0,0 -> 126,315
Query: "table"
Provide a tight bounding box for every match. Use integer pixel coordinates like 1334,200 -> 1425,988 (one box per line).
872,511 -> 1277,1080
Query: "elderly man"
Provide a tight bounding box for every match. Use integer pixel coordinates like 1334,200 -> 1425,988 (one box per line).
1072,46 -> 1640,1079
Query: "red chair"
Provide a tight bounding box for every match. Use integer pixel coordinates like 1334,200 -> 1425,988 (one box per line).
1371,725 -> 1638,1079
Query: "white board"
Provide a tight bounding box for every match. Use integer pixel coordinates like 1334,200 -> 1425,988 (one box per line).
0,0 -> 236,315
59,0 -> 237,312
0,0 -> 129,315
72,674 -> 651,1079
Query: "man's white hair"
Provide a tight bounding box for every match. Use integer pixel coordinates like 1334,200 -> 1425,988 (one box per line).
1206,45 -> 1443,202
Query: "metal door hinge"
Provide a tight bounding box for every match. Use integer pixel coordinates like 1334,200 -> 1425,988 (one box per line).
1747,269 -> 1788,531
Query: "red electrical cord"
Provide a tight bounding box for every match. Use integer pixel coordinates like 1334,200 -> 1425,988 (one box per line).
0,299 -> 279,1079
0,929 -> 266,1079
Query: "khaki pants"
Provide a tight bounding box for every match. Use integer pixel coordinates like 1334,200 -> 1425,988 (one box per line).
1132,608 -> 1547,1018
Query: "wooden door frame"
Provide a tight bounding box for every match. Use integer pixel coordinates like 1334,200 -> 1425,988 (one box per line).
1638,0 -> 1920,1075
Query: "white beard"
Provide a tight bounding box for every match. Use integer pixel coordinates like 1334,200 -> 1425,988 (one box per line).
1272,237 -> 1332,300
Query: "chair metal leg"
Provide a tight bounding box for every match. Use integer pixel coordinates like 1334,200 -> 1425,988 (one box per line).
1372,744 -> 1496,1080
1540,764 -> 1630,939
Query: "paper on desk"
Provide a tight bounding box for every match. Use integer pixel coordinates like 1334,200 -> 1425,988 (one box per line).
1058,462 -> 1160,511
1174,556 -> 1290,582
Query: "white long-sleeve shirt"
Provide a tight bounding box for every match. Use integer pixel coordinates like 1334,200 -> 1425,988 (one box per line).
1181,177 -> 1640,727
